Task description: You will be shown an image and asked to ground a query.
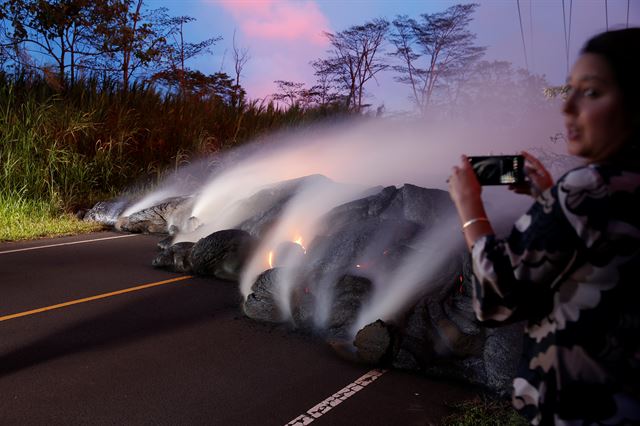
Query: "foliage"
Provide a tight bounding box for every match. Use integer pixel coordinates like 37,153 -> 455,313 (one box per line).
442,396 -> 528,426
155,13 -> 221,97
0,0 -> 219,92
312,18 -> 389,112
1,0 -> 110,83
272,80 -> 306,108
91,0 -> 168,92
152,69 -> 242,103
0,71 -> 351,214
0,191 -> 102,241
543,85 -> 570,100
443,59 -> 557,126
272,78 -> 345,110
389,4 -> 486,114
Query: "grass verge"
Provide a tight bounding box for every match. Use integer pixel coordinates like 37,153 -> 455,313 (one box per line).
442,396 -> 528,426
0,193 -> 103,242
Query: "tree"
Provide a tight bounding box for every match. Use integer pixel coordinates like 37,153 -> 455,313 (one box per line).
156,15 -> 220,97
307,65 -> 344,108
90,0 -> 163,92
0,0 -> 100,87
141,16 -> 219,95
0,14 -> 10,69
231,29 -> 248,109
312,18 -> 389,112
271,80 -> 305,108
0,0 -> 221,92
389,4 -> 485,114
152,68 -> 240,103
448,60 -> 556,127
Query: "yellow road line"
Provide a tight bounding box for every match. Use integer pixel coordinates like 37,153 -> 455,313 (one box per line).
0,275 -> 193,322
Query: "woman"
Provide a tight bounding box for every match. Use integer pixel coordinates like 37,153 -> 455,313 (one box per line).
448,28 -> 640,424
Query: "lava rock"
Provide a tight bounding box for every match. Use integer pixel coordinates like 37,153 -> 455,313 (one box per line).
388,253 -> 521,395
326,275 -> 373,339
75,208 -> 88,220
305,184 -> 453,279
272,241 -> 306,268
189,229 -> 257,281
116,196 -> 193,234
243,268 -> 286,323
396,184 -> 454,230
83,199 -> 129,226
390,298 -> 438,371
482,322 -> 524,397
236,174 -> 334,238
290,284 -> 316,330
151,242 -> 195,273
157,236 -> 174,251
354,319 -> 395,365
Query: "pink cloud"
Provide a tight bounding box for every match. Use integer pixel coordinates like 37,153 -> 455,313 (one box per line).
219,0 -> 330,45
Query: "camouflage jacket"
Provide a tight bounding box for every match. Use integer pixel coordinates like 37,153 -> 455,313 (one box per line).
471,164 -> 640,425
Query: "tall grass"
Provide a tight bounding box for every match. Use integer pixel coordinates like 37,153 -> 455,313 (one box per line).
0,191 -> 102,241
0,72 -> 349,240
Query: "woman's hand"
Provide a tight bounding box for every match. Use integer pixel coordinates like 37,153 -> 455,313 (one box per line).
448,155 -> 482,211
449,155 -> 494,250
509,151 -> 553,197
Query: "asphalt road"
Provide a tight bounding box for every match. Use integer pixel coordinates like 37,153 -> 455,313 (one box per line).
0,231 -> 477,425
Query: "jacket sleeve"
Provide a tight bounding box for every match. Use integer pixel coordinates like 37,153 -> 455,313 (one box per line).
471,183 -> 584,324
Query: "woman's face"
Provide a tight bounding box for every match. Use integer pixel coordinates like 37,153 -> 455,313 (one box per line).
563,53 -> 631,162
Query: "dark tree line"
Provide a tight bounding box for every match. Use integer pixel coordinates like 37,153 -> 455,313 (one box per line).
0,0 -> 245,104
0,1 -> 553,117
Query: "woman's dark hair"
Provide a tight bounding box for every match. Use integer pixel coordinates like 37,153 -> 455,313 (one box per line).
582,28 -> 640,146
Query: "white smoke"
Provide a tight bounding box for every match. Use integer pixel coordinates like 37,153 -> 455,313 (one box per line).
116,113 -> 573,332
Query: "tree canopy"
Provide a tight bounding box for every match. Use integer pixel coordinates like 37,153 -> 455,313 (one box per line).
0,0 -> 225,96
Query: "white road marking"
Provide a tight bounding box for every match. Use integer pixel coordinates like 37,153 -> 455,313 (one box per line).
0,234 -> 140,255
285,369 -> 387,425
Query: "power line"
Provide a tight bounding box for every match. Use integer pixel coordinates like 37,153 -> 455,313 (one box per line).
605,0 -> 609,31
627,0 -> 631,28
568,0 -> 572,72
562,0 -> 569,75
529,0 -> 535,73
517,0 -> 529,71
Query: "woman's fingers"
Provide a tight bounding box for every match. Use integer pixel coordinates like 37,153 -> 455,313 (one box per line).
520,151 -> 553,193
522,151 -> 546,175
461,155 -> 472,171
522,151 -> 548,176
521,151 -> 541,167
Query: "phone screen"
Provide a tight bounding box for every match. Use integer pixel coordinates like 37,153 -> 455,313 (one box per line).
468,155 -> 525,186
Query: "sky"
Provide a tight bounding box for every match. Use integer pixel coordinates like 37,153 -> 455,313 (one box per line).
149,0 -> 640,112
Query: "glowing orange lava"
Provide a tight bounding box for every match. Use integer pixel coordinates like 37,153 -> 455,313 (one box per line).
293,234 -> 306,252
266,233 -> 307,270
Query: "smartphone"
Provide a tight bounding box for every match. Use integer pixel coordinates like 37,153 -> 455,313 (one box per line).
468,155 -> 525,185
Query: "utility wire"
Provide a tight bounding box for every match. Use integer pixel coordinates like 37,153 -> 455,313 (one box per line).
517,0 -> 529,72
562,0 -> 569,75
529,0 -> 535,73
568,0 -> 572,73
627,0 -> 630,28
605,0 -> 609,31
